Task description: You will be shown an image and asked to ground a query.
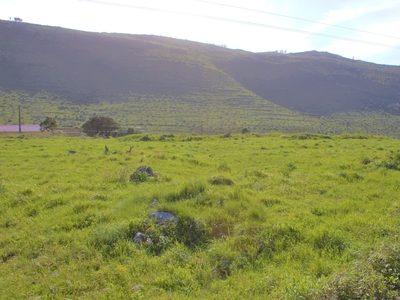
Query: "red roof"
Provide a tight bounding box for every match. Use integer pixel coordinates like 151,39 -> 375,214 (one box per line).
0,125 -> 41,132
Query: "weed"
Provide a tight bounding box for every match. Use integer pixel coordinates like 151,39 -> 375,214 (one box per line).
89,222 -> 130,256
0,182 -> 6,194
261,199 -> 281,207
250,169 -> 267,178
317,241 -> 400,299
312,230 -> 349,255
382,161 -> 399,170
165,182 -> 206,202
218,163 -> 231,172
208,176 -> 234,186
362,157 -> 372,164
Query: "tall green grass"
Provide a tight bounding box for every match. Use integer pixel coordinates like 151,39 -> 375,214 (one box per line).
0,133 -> 399,298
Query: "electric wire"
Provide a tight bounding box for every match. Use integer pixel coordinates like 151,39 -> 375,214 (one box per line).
78,0 -> 400,50
192,0 -> 400,41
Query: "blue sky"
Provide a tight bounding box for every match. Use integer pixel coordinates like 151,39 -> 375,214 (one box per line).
1,0 -> 399,65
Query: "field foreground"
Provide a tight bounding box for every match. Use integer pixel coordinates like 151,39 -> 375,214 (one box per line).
0,133 -> 399,299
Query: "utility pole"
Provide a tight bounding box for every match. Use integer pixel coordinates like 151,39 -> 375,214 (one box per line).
18,105 -> 21,133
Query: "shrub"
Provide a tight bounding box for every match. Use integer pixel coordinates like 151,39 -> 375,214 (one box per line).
129,171 -> 148,183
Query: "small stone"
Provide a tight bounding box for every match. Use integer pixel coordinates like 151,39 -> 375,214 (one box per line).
146,166 -> 153,176
149,212 -> 178,223
133,232 -> 147,245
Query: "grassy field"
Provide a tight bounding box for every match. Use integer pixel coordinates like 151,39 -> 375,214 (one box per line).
1,133 -> 399,299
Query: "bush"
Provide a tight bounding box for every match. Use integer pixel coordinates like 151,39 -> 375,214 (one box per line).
39,117 -> 57,131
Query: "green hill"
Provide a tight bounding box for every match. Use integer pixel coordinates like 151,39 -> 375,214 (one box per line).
1,20 -> 400,135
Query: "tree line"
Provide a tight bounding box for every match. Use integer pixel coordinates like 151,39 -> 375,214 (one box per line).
40,116 -> 138,137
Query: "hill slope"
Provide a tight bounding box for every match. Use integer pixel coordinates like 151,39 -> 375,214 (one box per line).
2,20 -> 400,114
215,51 -> 400,115
1,20 -> 400,134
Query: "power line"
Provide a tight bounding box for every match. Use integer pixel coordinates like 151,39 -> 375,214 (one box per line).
79,0 -> 400,50
192,0 -> 400,41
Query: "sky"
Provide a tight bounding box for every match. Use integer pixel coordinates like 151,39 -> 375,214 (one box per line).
1,0 -> 400,66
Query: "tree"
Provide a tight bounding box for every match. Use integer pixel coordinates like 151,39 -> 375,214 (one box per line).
39,117 -> 57,132
82,116 -> 121,137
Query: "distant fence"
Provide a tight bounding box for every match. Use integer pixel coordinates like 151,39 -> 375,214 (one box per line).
52,128 -> 83,137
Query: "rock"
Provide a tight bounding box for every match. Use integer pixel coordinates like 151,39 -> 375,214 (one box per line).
132,232 -> 147,245
130,166 -> 157,181
135,166 -> 153,176
136,166 -> 147,173
146,167 -> 153,176
149,212 -> 178,223
133,232 -> 153,246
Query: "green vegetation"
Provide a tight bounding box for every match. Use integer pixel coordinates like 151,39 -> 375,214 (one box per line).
39,116 -> 57,132
1,133 -> 399,299
2,90 -> 400,137
82,116 -> 121,137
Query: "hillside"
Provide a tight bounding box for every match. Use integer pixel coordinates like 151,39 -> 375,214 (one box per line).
215,51 -> 400,115
1,20 -> 400,135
